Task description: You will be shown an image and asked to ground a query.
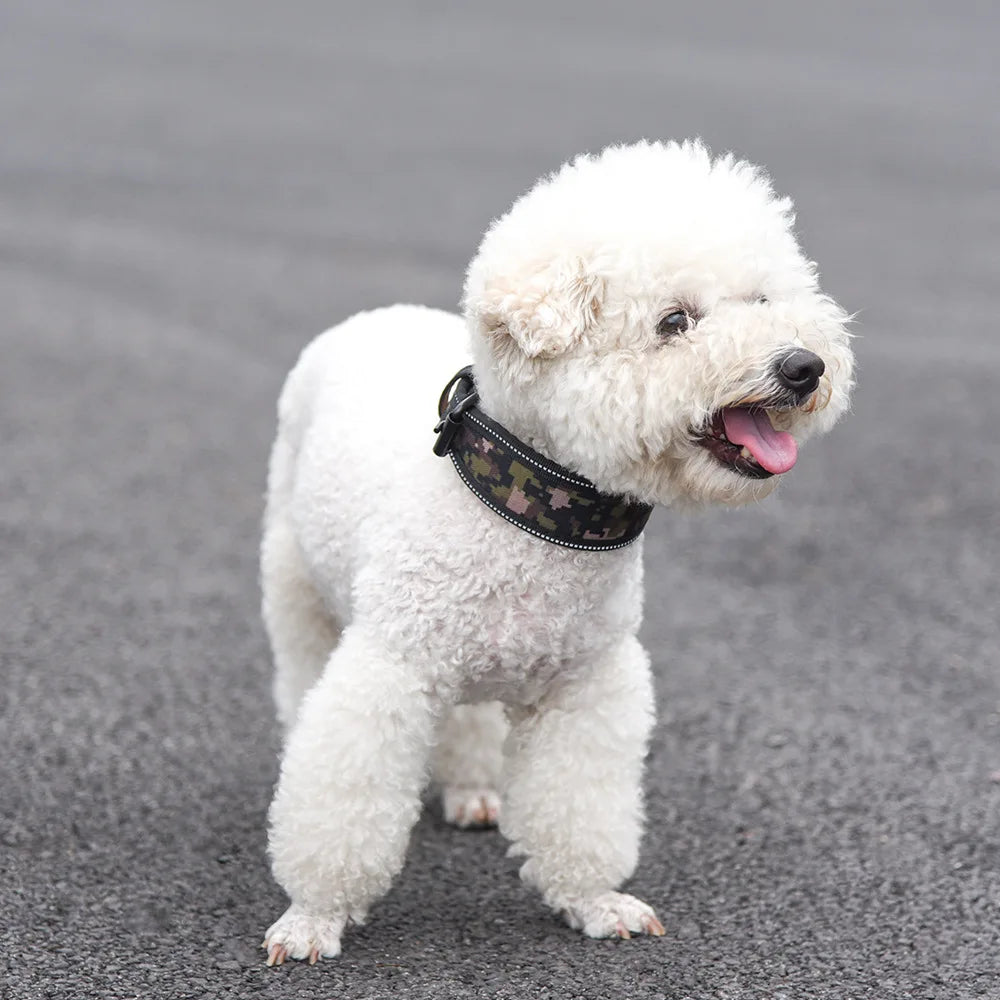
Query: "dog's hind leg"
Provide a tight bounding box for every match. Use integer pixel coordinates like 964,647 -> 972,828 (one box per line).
262,436 -> 341,732
432,701 -> 507,828
264,626 -> 440,964
500,635 -> 666,940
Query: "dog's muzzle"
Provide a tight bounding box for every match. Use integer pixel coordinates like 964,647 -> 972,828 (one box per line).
695,349 -> 826,479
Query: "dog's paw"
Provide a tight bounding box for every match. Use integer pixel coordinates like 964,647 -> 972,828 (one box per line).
262,905 -> 345,966
441,786 -> 501,828
559,891 -> 666,940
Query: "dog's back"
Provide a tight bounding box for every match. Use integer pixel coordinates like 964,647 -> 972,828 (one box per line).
261,304 -> 467,725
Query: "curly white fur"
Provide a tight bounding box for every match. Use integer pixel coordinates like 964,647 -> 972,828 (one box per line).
260,140 -> 854,964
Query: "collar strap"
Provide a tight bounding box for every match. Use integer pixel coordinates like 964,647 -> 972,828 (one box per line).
433,367 -> 652,551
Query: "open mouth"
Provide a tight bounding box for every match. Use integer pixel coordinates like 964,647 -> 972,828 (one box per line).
697,407 -> 798,479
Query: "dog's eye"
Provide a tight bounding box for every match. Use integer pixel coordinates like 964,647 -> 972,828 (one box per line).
656,310 -> 689,339
757,295 -> 769,305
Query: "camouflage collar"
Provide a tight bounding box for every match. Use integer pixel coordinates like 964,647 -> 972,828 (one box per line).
433,367 -> 653,551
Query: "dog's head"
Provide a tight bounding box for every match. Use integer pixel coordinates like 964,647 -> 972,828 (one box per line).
462,140 -> 855,508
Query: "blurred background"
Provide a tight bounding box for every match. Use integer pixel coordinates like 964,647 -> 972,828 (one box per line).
2,2 -> 998,998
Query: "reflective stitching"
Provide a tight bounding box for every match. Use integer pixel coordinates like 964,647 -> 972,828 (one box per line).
463,411 -> 593,489
449,453 -> 642,552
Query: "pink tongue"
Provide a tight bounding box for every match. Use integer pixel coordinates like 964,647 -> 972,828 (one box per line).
721,408 -> 798,474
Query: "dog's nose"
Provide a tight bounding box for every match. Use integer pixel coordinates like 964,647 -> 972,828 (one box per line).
775,349 -> 825,396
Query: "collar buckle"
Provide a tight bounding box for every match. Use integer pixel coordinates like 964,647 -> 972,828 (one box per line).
432,365 -> 479,456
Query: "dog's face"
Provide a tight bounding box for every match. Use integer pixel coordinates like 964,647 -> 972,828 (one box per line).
463,141 -> 855,509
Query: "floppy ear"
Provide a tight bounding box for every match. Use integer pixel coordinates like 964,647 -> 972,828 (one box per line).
472,257 -> 604,359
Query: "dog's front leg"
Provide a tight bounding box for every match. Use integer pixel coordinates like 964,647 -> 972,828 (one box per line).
501,634 -> 665,940
263,626 -> 439,964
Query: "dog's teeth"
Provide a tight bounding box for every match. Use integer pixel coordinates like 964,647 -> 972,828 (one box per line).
740,446 -> 753,460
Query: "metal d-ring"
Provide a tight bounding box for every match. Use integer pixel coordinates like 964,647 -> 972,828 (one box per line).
432,366 -> 479,456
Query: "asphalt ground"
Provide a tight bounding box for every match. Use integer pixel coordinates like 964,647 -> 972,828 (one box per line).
2,2 -> 999,998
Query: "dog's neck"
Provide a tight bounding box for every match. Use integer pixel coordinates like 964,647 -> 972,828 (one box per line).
434,366 -> 652,551
475,393 -> 554,461
470,364 -> 573,463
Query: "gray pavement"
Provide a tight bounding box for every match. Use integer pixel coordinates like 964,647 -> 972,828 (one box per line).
2,2 -> 999,998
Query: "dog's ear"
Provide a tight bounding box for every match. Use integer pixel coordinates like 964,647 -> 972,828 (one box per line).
472,257 -> 604,359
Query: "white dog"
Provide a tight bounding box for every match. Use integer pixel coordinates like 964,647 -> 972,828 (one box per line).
260,140 -> 854,964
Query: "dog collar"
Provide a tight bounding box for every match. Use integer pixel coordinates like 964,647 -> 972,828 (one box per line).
432,367 -> 652,551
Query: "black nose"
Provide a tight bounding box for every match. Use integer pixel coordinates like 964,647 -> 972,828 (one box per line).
775,349 -> 825,395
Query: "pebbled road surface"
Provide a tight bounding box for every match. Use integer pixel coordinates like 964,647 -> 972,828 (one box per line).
2,2 -> 999,998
